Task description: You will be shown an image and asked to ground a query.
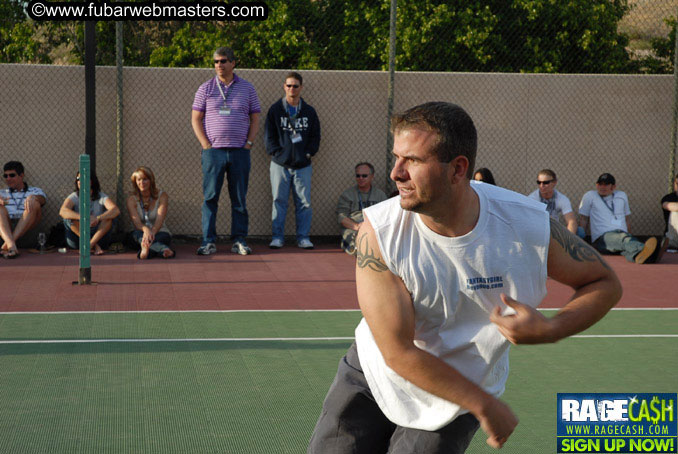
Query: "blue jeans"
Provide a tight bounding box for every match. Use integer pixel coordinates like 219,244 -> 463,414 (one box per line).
593,229 -> 644,263
270,161 -> 312,241
132,230 -> 172,256
63,218 -> 115,250
201,148 -> 250,244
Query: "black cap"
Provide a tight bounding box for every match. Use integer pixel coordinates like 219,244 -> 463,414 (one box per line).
596,173 -> 615,185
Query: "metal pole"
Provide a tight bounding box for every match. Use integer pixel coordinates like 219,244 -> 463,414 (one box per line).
115,21 -> 124,215
386,0 -> 397,193
670,12 -> 678,192
85,21 -> 96,172
78,155 -> 92,285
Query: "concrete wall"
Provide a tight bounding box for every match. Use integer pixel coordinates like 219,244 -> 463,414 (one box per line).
1,63 -> 674,239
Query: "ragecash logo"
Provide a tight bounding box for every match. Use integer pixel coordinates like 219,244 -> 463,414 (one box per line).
557,393 -> 677,453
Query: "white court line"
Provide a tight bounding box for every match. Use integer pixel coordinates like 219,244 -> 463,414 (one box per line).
1,334 -> 677,345
0,308 -> 677,315
0,337 -> 355,344
0,309 -> 363,315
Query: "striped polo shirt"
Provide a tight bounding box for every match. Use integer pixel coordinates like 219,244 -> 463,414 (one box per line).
1,186 -> 46,219
192,73 -> 261,149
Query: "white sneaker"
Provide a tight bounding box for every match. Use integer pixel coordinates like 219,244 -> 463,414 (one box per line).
269,238 -> 284,249
231,241 -> 252,255
298,239 -> 314,249
196,243 -> 217,255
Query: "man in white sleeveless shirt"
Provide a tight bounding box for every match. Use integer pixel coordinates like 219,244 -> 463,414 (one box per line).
308,102 -> 622,453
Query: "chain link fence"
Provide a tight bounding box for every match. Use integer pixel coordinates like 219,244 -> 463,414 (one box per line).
1,0 -> 676,242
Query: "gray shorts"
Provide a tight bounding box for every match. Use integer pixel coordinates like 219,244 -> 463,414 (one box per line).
307,343 -> 480,454
9,217 -> 38,248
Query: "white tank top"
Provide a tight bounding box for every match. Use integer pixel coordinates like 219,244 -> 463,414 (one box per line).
355,181 -> 550,430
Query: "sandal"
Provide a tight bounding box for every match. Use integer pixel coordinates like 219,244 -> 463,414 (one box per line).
4,248 -> 19,259
109,242 -> 125,254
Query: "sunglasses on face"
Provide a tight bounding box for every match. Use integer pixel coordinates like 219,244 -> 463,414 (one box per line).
286,84 -> 300,88
214,59 -> 231,64
537,180 -> 553,185
3,173 -> 17,178
356,174 -> 370,178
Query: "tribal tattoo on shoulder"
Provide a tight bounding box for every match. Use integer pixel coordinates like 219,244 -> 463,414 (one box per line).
549,218 -> 611,270
356,232 -> 389,272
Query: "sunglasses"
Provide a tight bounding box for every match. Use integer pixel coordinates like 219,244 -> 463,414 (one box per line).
214,58 -> 231,64
285,84 -> 300,88
3,173 -> 17,178
356,174 -> 370,178
537,180 -> 553,185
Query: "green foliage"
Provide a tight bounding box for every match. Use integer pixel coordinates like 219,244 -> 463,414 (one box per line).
394,0 -> 632,73
0,0 -> 666,74
647,16 -> 675,73
1,0 -> 28,62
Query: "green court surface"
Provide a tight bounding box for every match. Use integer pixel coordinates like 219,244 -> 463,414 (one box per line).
0,310 -> 676,453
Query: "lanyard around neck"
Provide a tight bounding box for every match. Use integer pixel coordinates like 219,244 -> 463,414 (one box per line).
357,186 -> 372,211
216,77 -> 235,104
599,193 -> 616,216
539,192 -> 556,215
9,188 -> 27,209
139,197 -> 154,226
282,97 -> 302,133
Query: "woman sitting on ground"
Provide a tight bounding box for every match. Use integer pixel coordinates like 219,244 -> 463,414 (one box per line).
126,166 -> 174,259
59,172 -> 120,255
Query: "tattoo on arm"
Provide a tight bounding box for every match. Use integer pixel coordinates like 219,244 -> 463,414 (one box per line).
549,218 -> 610,270
356,232 -> 389,272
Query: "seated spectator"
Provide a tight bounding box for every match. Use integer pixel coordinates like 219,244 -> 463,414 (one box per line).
528,169 -> 578,234
473,167 -> 495,185
126,166 -> 174,259
0,161 -> 46,258
336,162 -> 387,255
59,172 -> 120,255
579,173 -> 664,264
661,173 -> 678,251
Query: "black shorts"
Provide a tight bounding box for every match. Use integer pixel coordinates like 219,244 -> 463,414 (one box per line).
307,343 -> 480,454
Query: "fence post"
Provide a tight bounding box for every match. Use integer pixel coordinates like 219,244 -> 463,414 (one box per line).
78,155 -> 92,285
386,0 -> 397,193
85,21 -> 96,172
116,21 -> 124,216
670,9 -> 678,192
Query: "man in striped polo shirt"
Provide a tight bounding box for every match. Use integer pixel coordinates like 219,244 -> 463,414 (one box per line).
1,161 -> 46,258
191,46 -> 261,256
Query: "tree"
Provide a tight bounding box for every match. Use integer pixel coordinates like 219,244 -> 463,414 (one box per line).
0,0 -> 654,74
394,0 -> 632,73
638,16 -> 676,74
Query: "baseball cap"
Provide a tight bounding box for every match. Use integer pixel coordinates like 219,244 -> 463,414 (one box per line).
596,173 -> 615,185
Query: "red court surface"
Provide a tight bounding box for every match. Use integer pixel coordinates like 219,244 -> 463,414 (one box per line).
1,243 -> 677,311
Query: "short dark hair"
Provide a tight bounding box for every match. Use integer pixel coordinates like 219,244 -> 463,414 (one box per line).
214,47 -> 235,61
3,161 -> 24,175
596,173 -> 615,185
474,168 -> 495,185
285,71 -> 303,86
538,169 -> 557,181
355,162 -> 375,175
391,102 -> 477,177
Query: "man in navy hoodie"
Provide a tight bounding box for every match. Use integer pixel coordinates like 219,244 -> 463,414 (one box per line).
264,72 -> 321,249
